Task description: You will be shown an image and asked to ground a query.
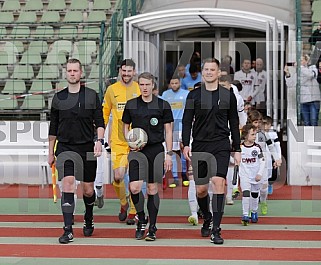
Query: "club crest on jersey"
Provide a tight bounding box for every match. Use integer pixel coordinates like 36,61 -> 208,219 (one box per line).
150,118 -> 158,126
251,150 -> 258,157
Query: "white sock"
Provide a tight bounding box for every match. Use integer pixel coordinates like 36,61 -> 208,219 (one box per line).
242,196 -> 250,216
226,167 -> 233,199
188,180 -> 198,217
208,181 -> 213,214
260,187 -> 268,203
250,193 -> 259,212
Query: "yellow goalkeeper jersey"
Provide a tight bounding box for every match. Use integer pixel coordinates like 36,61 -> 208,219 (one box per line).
102,80 -> 140,144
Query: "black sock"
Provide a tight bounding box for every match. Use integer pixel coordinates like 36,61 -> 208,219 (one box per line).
131,191 -> 145,221
197,194 -> 211,220
212,194 -> 225,229
83,191 -> 96,220
61,192 -> 75,227
147,193 -> 160,227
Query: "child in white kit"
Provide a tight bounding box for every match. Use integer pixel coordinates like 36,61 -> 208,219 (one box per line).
239,124 -> 265,225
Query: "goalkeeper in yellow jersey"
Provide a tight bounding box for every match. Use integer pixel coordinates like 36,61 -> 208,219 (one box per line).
102,59 -> 140,225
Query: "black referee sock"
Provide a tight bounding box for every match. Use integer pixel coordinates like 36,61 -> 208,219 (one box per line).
61,192 -> 75,227
147,193 -> 160,227
197,194 -> 211,220
131,191 -> 145,221
212,194 -> 225,229
83,191 -> 96,220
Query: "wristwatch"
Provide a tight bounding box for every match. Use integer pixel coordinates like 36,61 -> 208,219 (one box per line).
96,138 -> 104,145
166,150 -> 174,156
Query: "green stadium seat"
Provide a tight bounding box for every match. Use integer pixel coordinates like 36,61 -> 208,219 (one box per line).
37,65 -> 60,79
0,94 -> 18,109
93,0 -> 111,10
2,80 -> 26,94
312,1 -> 321,22
55,80 -> 68,90
1,0 -> 20,11
17,11 -> 38,23
40,11 -> 61,23
0,42 -> 18,64
63,11 -> 84,23
87,11 -> 106,22
11,26 -> 31,39
22,0 -> 43,11
0,26 -> 7,38
44,40 -> 74,65
82,26 -> 101,39
0,12 -> 14,23
69,0 -> 88,10
34,26 -> 55,39
0,65 -> 9,79
12,41 -> 25,54
58,26 -> 78,39
19,50 -> 42,65
21,95 -> 45,109
12,64 -> 34,79
77,40 -> 97,65
89,64 -> 99,79
28,41 -> 49,54
47,0 -> 66,11
85,79 -> 100,92
29,80 -> 53,93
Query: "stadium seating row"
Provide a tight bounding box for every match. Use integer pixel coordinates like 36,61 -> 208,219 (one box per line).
0,0 -> 111,12
0,25 -> 101,40
0,10 -> 109,23
0,63 -> 99,82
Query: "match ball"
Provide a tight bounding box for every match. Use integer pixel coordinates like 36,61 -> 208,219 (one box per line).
126,128 -> 148,149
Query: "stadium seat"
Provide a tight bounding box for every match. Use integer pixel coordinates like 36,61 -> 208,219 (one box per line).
58,26 -> 78,39
21,95 -> 45,109
312,1 -> 321,22
69,0 -> 88,10
0,65 -> 9,79
76,40 -> 97,65
55,80 -> 68,90
12,64 -> 34,79
19,50 -> 42,65
45,40 -> 74,65
93,0 -> 112,10
63,11 -> 84,23
88,64 -> 99,79
29,80 -> 53,93
1,0 -> 20,11
40,11 -> 61,23
37,65 -> 60,79
0,94 -> 18,109
0,26 -> 7,38
0,12 -> 14,24
17,11 -> 38,23
28,41 -> 49,54
47,0 -> 66,11
82,26 -> 101,39
85,79 -> 100,92
11,26 -> 31,39
0,42 -> 19,65
22,0 -> 43,11
12,41 -> 24,54
33,26 -> 54,39
87,11 -> 107,22
2,79 -> 27,94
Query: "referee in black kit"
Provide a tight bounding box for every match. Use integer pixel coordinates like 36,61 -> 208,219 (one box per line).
182,58 -> 241,245
122,72 -> 173,241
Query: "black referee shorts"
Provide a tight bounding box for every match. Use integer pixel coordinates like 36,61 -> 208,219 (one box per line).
128,143 -> 164,184
191,139 -> 230,184
55,142 -> 97,183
